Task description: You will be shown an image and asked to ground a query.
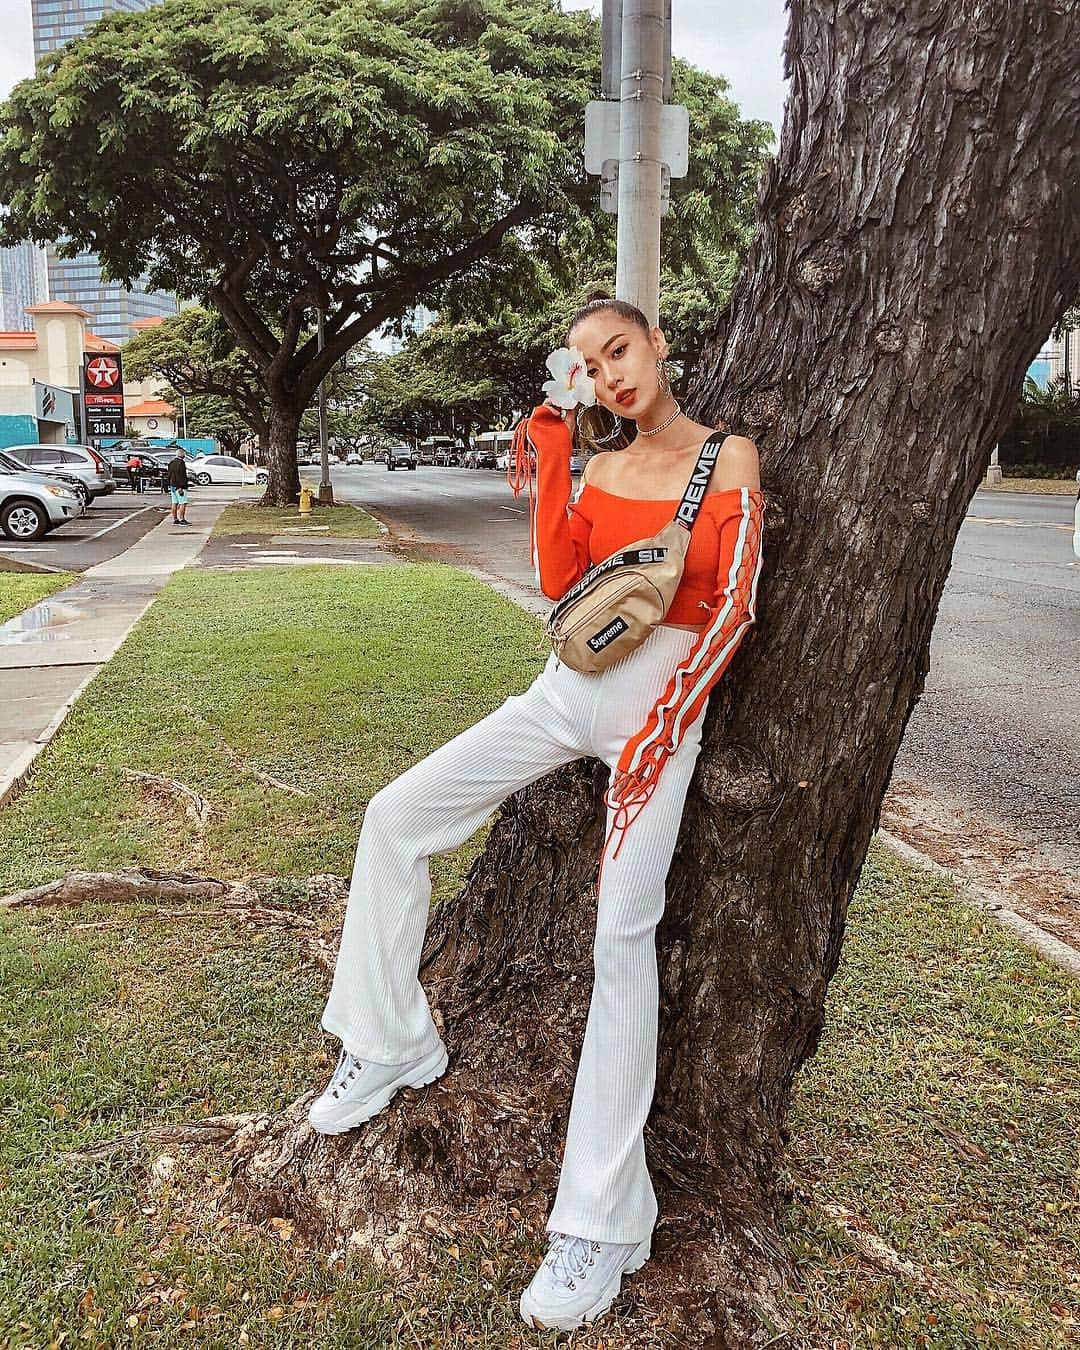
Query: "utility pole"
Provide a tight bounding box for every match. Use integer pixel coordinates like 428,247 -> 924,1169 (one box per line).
317,307 -> 333,505
586,0 -> 687,326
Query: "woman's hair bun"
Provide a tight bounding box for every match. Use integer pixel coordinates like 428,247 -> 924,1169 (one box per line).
585,287 -> 612,304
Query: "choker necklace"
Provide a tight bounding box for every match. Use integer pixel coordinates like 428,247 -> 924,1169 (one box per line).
638,401 -> 685,437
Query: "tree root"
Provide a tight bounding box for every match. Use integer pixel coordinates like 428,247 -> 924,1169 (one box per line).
817,1201 -> 964,1304
0,867 -> 252,910
218,740 -> 313,797
120,768 -> 213,826
61,1113 -> 262,1163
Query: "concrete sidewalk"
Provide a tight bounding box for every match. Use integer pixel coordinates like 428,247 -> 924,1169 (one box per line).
0,489 -> 238,805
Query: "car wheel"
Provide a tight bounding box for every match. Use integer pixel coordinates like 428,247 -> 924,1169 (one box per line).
195,472 -> 211,486
256,472 -> 268,484
1,498 -> 49,541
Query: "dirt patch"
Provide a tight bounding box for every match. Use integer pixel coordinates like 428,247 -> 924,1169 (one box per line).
881,776 -> 1078,951
979,478 -> 1076,495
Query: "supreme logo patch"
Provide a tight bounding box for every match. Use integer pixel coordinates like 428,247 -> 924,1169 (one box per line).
586,616 -> 629,651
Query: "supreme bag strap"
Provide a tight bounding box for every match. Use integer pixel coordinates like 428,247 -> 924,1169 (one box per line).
673,431 -> 727,531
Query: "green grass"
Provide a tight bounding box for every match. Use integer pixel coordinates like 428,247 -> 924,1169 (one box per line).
0,563 -> 546,891
0,563 -> 1075,1347
0,570 -> 75,624
212,502 -> 382,539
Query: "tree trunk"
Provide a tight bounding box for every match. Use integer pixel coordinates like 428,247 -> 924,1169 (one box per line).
223,3 -> 1080,1342
259,403 -> 302,506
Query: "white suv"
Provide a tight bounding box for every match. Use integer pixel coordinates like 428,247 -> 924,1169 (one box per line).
0,469 -> 82,540
7,444 -> 115,499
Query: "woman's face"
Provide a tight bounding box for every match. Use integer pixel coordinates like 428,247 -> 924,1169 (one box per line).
568,312 -> 668,420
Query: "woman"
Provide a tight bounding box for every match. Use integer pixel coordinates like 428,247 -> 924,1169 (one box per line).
309,291 -> 764,1333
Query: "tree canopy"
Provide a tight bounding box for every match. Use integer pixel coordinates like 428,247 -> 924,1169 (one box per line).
0,0 -> 772,500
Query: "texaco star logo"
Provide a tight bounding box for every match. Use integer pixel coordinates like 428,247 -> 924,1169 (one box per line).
85,356 -> 120,389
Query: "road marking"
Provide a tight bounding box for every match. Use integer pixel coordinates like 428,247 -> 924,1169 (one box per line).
967,516 -> 1072,530
81,502 -> 162,543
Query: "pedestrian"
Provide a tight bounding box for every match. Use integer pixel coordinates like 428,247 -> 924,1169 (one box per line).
166,447 -> 189,526
308,290 -> 765,1333
126,451 -> 143,493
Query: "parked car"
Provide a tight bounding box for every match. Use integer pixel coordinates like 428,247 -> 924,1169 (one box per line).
0,450 -> 90,509
385,445 -> 418,471
0,469 -> 82,540
187,454 -> 268,486
476,450 -> 498,469
433,447 -> 461,466
345,451 -> 364,465
5,443 -> 115,499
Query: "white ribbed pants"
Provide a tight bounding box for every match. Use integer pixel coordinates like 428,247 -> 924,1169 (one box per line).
321,624 -> 708,1245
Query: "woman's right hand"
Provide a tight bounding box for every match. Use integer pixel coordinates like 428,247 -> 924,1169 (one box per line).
540,399 -> 577,439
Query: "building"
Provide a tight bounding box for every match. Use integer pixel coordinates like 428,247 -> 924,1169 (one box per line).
0,300 -> 178,446
0,240 -> 49,330
1026,329 -> 1076,392
373,303 -> 438,356
30,0 -> 179,346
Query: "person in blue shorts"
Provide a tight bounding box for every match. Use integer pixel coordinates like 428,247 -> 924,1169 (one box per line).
166,447 -> 190,526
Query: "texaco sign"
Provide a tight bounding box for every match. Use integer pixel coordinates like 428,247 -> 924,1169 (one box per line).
82,351 -> 125,438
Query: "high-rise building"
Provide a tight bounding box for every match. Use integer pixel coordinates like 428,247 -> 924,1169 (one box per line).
0,240 -> 49,330
30,0 -> 178,346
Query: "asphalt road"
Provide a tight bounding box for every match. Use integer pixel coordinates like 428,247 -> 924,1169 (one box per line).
0,485 -> 188,573
334,466 -> 1080,890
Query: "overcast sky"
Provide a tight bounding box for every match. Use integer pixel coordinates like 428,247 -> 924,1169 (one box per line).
0,0 -> 788,135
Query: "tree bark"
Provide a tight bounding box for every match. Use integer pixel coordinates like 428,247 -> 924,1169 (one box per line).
260,402 -> 302,506
221,2 -> 1080,1342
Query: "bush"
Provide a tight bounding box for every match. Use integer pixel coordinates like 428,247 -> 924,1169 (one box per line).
1001,461 -> 1079,479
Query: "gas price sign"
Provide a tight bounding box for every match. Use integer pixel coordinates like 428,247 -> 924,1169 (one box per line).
82,352 -> 125,438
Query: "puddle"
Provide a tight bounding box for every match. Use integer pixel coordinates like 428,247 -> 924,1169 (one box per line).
0,600 -> 85,644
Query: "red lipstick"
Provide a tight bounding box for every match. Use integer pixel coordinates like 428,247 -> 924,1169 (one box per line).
615,388 -> 636,406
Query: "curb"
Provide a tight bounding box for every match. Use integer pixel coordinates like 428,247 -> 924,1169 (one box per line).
0,496 -> 234,813
877,828 -> 1080,979
0,663 -> 113,809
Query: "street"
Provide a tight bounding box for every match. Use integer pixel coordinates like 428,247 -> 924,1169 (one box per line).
333,465 -> 1080,933
0,487 -> 179,572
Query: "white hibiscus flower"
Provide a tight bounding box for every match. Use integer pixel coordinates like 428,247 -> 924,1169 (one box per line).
542,345 -> 597,409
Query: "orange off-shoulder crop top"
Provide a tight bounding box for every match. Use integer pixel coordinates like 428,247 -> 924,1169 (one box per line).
508,403 -> 765,862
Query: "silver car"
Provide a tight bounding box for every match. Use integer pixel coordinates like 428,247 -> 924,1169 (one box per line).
0,469 -> 83,540
5,443 -> 116,499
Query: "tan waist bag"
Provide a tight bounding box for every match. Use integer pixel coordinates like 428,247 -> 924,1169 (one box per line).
546,431 -> 726,673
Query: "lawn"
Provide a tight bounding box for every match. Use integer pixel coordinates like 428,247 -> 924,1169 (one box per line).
212,501 -> 382,539
0,563 -> 1074,1348
0,570 -> 76,625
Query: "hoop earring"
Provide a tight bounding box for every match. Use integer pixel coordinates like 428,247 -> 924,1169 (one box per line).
593,412 -> 624,444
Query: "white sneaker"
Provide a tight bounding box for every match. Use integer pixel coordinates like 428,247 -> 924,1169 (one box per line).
307,1041 -> 448,1135
518,1229 -> 652,1331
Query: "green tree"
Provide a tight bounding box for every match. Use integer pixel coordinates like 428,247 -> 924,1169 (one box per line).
0,0 -> 771,505
0,0 -> 606,503
171,393 -> 251,457
122,307 -> 269,457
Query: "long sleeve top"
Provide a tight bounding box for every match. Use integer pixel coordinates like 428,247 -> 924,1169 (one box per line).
166,456 -> 188,490
508,404 -> 765,861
